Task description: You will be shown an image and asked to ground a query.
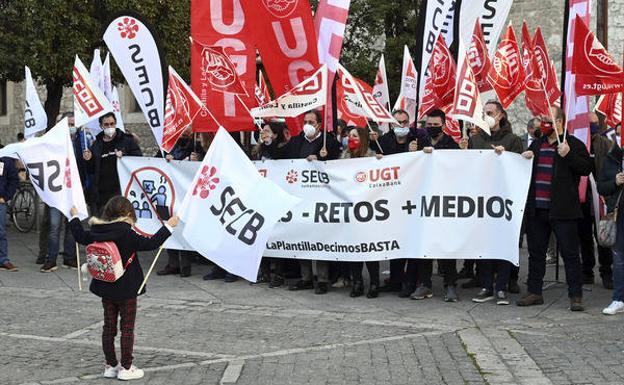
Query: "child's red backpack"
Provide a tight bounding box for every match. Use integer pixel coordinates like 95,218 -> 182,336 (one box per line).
85,241 -> 135,282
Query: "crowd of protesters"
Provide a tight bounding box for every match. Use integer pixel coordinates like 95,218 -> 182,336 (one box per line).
1,103 -> 624,379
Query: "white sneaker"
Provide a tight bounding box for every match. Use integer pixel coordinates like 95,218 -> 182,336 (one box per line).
602,300 -> 624,315
103,364 -> 120,378
117,365 -> 145,381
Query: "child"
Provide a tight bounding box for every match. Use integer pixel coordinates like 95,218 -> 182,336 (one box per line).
69,196 -> 178,381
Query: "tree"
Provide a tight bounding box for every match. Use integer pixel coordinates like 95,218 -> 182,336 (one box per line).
0,0 -> 190,127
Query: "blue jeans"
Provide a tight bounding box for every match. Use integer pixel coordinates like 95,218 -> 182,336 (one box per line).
612,215 -> 624,301
45,207 -> 63,263
0,203 -> 8,264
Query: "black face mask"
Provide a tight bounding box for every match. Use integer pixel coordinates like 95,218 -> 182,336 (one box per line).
426,126 -> 443,138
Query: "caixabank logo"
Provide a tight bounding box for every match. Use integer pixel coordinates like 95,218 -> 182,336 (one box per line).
354,166 -> 401,188
285,169 -> 330,188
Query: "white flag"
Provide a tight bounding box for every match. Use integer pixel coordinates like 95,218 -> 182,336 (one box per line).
111,86 -> 125,132
459,0 -> 513,56
103,53 -> 113,102
0,119 -> 88,220
178,128 -> 300,282
86,49 -> 105,134
24,66 -> 48,138
393,46 -> 418,124
372,55 -> 391,132
73,55 -> 113,128
452,41 -> 490,135
251,65 -> 328,118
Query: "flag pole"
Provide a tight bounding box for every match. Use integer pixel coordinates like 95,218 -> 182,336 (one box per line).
541,78 -> 562,146
365,121 -> 384,154
76,242 -> 82,291
137,246 -> 165,294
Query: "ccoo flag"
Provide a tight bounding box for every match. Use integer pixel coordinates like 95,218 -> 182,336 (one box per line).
73,55 -> 114,128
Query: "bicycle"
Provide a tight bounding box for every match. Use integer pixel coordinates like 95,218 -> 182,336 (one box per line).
8,181 -> 38,233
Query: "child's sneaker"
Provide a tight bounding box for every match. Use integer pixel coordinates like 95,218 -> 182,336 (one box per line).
117,365 -> 145,381
103,364 -> 120,378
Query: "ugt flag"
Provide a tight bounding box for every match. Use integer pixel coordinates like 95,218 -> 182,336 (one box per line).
0,119 -> 88,220
178,128 -> 300,282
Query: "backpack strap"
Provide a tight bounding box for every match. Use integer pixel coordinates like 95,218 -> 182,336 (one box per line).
123,253 -> 136,270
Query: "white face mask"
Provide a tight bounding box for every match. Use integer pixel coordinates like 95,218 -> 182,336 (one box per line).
303,124 -> 317,138
69,126 -> 77,135
484,115 -> 497,130
341,136 -> 349,147
394,126 -> 410,137
104,127 -> 116,138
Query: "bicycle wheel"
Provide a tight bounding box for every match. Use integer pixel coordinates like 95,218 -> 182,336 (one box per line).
11,187 -> 37,233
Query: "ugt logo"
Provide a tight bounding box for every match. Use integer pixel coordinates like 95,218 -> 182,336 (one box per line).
193,166 -> 220,199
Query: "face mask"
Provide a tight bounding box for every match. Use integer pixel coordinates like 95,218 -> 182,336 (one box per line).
347,137 -> 360,151
341,136 -> 349,147
590,122 -> 600,134
394,126 -> 410,137
484,115 -> 497,130
69,126 -> 77,135
540,121 -> 554,137
426,126 -> 443,138
303,124 -> 317,138
104,127 -> 116,138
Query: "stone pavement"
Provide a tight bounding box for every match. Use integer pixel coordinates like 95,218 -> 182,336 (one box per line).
1,228 -> 623,385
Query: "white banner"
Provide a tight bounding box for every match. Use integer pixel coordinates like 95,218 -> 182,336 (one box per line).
0,119 -> 88,220
104,15 -> 165,150
373,55 -> 391,132
459,0 -> 513,56
73,55 -> 113,128
419,0 -> 455,102
393,46 -> 418,124
251,65 -> 328,118
120,151 -> 531,265
179,129 -> 300,282
24,66 -> 47,138
86,49 -> 105,135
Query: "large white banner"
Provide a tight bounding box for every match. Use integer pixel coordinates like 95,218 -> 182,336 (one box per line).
119,151 -> 531,265
0,119 -> 88,220
24,66 -> 47,138
459,0 -> 513,56
104,15 -> 165,150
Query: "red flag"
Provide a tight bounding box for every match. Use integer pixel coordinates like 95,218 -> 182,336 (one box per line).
441,104 -> 461,143
244,0 -> 320,133
467,20 -> 492,93
521,22 -> 550,117
453,42 -> 490,135
190,0 -> 256,132
336,75 -> 368,127
418,34 -> 457,119
191,42 -> 247,96
162,67 -> 207,153
572,15 -> 624,96
595,92 -> 622,129
533,28 -> 562,105
487,24 -> 525,109
255,71 -> 271,106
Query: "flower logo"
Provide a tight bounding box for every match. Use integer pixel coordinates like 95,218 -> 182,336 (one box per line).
285,170 -> 298,184
64,158 -> 72,188
193,166 -> 220,199
117,17 -> 139,39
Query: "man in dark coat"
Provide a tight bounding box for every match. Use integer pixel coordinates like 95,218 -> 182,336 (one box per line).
517,106 -> 593,311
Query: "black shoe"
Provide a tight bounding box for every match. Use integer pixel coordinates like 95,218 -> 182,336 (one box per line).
398,283 -> 416,298
62,259 -> 78,269
507,279 -> 520,294
203,268 -> 226,280
157,265 -> 180,276
180,267 -> 191,278
315,282 -> 328,294
367,284 -> 379,298
582,273 -> 594,285
602,275 -> 614,290
224,273 -> 238,283
40,262 -> 58,273
288,280 -> 314,291
457,268 -> 474,280
35,256 -> 45,265
350,281 -> 364,298
461,278 -> 480,289
378,282 -> 401,292
269,275 -> 284,288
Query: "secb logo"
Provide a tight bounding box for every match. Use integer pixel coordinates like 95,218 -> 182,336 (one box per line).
285,169 -> 329,187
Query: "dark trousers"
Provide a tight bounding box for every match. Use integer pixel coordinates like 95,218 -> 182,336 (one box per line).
166,249 -> 193,271
510,264 -> 519,282
479,260 -> 511,292
350,261 -> 380,286
578,202 -> 613,278
406,259 -> 457,288
390,259 -> 406,284
527,209 -> 583,298
102,297 -> 137,370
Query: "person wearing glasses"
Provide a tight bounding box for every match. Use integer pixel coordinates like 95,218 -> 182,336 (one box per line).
83,112 -> 142,215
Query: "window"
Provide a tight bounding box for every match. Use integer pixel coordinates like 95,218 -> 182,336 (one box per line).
0,80 -> 6,116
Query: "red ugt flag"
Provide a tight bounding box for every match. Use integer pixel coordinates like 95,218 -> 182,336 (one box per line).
522,22 -> 550,117
487,24 -> 525,109
467,20 -> 492,93
418,34 -> 457,119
